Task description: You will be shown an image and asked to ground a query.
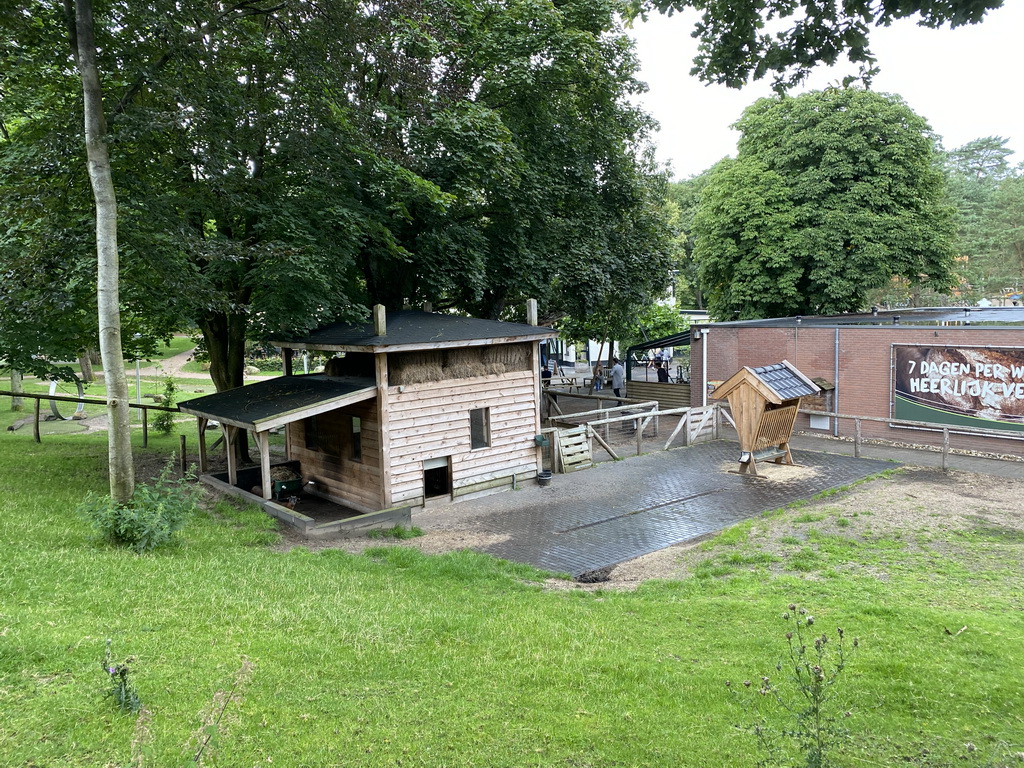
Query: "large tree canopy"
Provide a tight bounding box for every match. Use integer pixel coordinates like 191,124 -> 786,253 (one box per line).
693,88 -> 957,320
0,0 -> 674,391
630,0 -> 1004,90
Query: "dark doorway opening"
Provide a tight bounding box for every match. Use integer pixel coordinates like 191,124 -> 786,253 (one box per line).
424,459 -> 451,498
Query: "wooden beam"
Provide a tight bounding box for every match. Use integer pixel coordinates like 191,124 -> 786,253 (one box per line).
225,426 -> 237,487
376,352 -> 393,507
197,417 -> 208,473
283,347 -> 294,376
257,430 -> 272,500
373,304 -> 387,336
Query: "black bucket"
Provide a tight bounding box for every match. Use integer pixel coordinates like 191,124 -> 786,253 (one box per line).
537,470 -> 553,487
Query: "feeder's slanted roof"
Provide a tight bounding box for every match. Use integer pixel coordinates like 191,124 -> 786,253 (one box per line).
179,375 -> 376,432
751,362 -> 820,401
714,360 -> 819,404
269,310 -> 553,353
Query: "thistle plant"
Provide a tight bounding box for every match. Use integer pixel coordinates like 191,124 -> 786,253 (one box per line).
102,639 -> 142,714
728,605 -> 859,768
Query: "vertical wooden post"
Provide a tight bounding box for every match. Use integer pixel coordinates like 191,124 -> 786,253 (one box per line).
179,435 -> 187,475
683,409 -> 691,446
636,419 -> 643,456
373,304 -> 387,336
225,426 -> 237,487
33,396 -> 41,443
142,406 -> 149,448
942,427 -> 950,472
376,353 -> 393,507
530,340 -> 543,475
197,418 -> 208,473
283,348 -> 294,376
257,430 -> 272,499
854,418 -> 862,458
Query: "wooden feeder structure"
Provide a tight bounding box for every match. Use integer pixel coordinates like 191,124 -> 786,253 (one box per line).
714,360 -> 819,476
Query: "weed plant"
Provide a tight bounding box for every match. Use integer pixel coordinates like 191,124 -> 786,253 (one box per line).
102,639 -> 141,714
368,525 -> 424,540
729,605 -> 857,768
79,458 -> 202,552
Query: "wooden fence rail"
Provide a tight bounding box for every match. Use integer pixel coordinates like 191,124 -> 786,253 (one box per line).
799,408 -> 1024,472
0,389 -> 179,448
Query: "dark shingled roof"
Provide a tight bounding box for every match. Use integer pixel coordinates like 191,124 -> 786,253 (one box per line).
179,375 -> 376,431
751,363 -> 819,400
269,310 -> 553,352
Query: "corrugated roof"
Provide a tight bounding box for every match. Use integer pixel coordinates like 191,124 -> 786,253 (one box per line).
751,363 -> 819,400
179,375 -> 376,431
693,306 -> 1024,330
269,310 -> 553,352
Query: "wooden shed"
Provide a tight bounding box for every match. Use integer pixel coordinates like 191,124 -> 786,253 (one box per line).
181,306 -> 553,524
713,360 -> 819,475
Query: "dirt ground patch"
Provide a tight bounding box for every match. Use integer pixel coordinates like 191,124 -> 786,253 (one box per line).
273,464 -> 1024,590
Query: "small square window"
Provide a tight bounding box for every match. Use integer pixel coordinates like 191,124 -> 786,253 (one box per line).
351,416 -> 362,461
469,408 -> 490,450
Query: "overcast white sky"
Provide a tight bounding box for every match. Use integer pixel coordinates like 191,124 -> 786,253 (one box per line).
626,3 -> 1024,180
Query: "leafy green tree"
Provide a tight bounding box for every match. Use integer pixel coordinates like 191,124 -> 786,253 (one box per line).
666,165 -> 723,308
942,137 -> 1021,299
629,0 -> 1003,90
693,88 -> 957,320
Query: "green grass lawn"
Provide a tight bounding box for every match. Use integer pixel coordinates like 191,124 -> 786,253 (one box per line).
0,431 -> 1021,766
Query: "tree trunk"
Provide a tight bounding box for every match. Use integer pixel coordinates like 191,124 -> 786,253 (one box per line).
198,311 -> 252,463
10,370 -> 24,412
198,312 -> 247,393
71,0 -> 134,502
78,352 -> 95,383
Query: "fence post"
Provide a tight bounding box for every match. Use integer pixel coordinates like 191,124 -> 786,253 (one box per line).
142,406 -> 149,448
854,418 -> 862,458
179,434 -> 187,475
942,427 -> 950,472
33,397 -> 41,443
683,409 -> 691,446
636,418 -> 643,456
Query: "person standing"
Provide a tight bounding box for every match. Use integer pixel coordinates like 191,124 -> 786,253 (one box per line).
610,357 -> 625,404
592,360 -> 604,391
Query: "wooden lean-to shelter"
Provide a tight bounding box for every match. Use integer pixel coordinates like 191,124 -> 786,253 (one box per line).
180,305 -> 553,533
713,360 -> 819,476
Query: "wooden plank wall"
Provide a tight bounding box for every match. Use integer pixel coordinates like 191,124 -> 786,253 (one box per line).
286,399 -> 383,513
626,381 -> 692,409
387,370 -> 540,505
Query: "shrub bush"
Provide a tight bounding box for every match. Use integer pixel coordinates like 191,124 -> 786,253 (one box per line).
80,460 -> 203,552
151,375 -> 178,435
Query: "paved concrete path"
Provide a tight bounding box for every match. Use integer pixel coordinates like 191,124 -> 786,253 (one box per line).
424,441 -> 896,578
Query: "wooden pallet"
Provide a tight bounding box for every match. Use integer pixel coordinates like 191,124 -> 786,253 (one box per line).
556,425 -> 593,472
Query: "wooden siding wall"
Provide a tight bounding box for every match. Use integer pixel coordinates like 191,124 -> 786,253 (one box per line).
387,369 -> 540,505
626,381 -> 692,409
286,399 -> 382,512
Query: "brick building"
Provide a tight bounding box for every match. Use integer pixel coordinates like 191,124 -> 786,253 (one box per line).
688,307 -> 1024,455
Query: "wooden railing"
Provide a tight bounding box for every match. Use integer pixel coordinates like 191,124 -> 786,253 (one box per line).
0,389 -> 180,450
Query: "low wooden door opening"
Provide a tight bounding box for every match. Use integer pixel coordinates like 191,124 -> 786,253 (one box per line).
423,456 -> 452,499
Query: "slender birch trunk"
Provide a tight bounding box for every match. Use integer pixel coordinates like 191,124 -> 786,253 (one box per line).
71,0 -> 134,502
10,370 -> 24,412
